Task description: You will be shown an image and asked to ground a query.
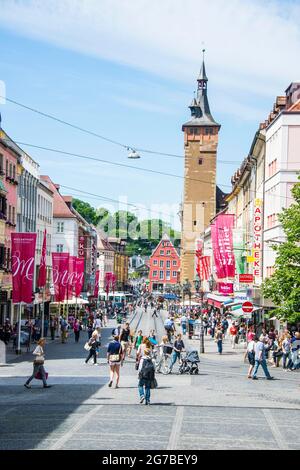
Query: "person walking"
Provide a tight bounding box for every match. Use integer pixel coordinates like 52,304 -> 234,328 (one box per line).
215,327 -> 224,355
169,334 -> 185,373
60,317 -> 68,344
119,322 -> 131,363
107,335 -> 122,388
287,332 -> 300,371
24,338 -> 51,389
282,334 -> 291,370
73,319 -> 81,343
138,348 -> 156,405
180,314 -> 187,336
49,317 -> 57,341
252,335 -> 274,380
229,323 -> 238,349
85,331 -> 100,365
244,333 -> 256,378
152,307 -> 158,318
87,321 -> 94,340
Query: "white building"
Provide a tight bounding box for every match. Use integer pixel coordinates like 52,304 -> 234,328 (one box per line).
35,179 -> 54,289
41,176 -> 78,256
263,82 -> 300,279
97,235 -> 114,292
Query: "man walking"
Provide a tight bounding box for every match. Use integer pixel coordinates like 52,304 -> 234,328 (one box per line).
252,335 -> 274,380
152,307 -> 158,318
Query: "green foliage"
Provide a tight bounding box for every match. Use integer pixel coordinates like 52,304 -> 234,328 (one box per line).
72,199 -> 100,225
73,199 -> 180,256
262,177 -> 300,323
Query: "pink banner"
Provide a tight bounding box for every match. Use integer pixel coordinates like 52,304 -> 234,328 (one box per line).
105,272 -> 112,295
218,282 -> 234,295
75,258 -> 85,297
37,230 -> 47,288
12,233 -> 37,304
94,270 -> 100,298
211,214 -> 236,279
67,256 -> 77,299
52,252 -> 70,302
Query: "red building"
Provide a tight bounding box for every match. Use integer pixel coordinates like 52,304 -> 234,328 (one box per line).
148,234 -> 180,292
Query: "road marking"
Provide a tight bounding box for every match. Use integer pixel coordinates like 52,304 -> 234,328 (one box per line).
167,406 -> 184,450
263,409 -> 288,450
49,404 -> 103,450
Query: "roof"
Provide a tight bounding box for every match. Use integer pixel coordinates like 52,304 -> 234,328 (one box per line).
40,175 -> 76,219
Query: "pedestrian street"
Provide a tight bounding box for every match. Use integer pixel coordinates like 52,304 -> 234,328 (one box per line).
0,308 -> 299,450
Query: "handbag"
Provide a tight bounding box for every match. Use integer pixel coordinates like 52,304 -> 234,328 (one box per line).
84,342 -> 91,351
150,378 -> 158,389
35,371 -> 48,380
110,353 -> 121,362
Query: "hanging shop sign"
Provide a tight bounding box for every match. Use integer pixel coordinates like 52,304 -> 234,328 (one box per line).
253,199 -> 263,283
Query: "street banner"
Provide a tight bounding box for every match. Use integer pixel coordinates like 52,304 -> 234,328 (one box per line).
211,214 -> 236,279
94,270 -> 100,298
218,282 -> 234,295
11,233 -> 37,304
197,256 -> 211,281
37,229 -> 47,288
104,272 -> 112,295
52,252 -> 70,302
75,257 -> 85,297
67,255 -> 77,299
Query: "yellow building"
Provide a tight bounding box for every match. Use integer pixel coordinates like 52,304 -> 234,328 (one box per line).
108,238 -> 129,291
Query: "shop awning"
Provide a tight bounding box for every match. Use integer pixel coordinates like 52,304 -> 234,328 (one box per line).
231,306 -> 260,318
207,293 -> 233,308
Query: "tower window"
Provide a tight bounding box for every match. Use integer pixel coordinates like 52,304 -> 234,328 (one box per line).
205,127 -> 213,135
194,221 -> 197,226
198,158 -> 203,165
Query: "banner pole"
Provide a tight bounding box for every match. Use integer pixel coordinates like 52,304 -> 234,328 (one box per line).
41,289 -> 45,338
16,303 -> 22,355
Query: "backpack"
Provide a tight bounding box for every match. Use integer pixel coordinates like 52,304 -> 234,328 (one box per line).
139,358 -> 155,381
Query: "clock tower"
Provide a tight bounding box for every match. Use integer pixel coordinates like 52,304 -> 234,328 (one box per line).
181,51 -> 221,285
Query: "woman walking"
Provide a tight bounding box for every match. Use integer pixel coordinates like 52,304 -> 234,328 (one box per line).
244,333 -> 256,378
215,327 -> 224,354
138,348 -> 155,405
107,335 -> 122,388
73,319 -> 81,343
24,338 -> 51,389
85,331 -> 100,365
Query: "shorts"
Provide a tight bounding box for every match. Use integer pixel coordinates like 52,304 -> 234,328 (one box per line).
121,341 -> 129,351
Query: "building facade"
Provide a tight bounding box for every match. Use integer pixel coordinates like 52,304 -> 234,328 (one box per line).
149,234 -> 180,292
108,237 -> 129,291
181,53 -> 221,286
35,179 -> 54,293
97,235 -> 115,292
0,130 -> 20,323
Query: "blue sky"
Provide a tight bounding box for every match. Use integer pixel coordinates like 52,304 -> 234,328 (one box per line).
0,0 -> 299,230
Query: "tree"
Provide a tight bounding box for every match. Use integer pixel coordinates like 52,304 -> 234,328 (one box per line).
72,199 -> 100,225
262,176 -> 300,323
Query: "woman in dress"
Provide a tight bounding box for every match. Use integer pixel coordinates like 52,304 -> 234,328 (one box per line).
107,335 -> 122,388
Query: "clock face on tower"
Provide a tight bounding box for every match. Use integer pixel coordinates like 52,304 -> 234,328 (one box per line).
199,80 -> 207,90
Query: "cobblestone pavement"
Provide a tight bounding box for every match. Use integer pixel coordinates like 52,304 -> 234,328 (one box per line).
0,308 -> 299,450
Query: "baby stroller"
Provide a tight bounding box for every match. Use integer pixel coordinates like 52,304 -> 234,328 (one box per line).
179,350 -> 200,375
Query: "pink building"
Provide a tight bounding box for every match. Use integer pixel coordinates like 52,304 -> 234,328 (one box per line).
148,234 -> 180,292
0,132 -> 19,323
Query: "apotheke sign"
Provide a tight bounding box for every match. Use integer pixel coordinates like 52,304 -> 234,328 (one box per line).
253,199 -> 263,282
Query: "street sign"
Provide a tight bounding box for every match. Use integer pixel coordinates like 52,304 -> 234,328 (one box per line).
239,274 -> 254,284
242,301 -> 253,313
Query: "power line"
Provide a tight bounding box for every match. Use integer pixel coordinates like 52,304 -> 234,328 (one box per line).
13,139 -> 297,202
1,95 -> 254,164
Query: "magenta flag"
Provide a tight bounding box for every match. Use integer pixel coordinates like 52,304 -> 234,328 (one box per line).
75,258 -> 84,297
67,256 -> 77,299
12,233 -> 37,304
52,252 -> 70,302
37,230 -> 47,288
105,272 -> 112,295
94,270 -> 100,298
211,214 -> 236,279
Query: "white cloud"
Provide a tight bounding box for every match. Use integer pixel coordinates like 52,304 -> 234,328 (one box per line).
1,0 -> 300,118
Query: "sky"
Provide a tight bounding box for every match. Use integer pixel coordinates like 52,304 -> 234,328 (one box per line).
0,0 -> 300,230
